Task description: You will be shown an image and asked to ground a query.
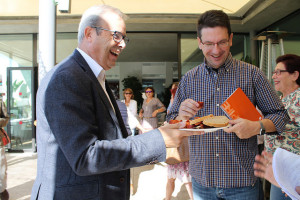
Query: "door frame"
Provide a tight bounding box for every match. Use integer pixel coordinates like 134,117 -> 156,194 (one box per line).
6,67 -> 38,152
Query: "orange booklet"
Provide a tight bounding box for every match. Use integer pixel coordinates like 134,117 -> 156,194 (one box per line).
220,88 -> 263,121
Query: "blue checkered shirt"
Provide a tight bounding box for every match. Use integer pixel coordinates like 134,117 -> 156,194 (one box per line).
166,53 -> 289,188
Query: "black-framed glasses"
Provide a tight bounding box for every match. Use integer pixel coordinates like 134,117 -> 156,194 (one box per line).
201,40 -> 229,49
125,93 -> 132,95
91,26 -> 129,44
272,70 -> 289,76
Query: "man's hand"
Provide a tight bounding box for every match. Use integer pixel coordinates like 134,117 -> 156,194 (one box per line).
223,118 -> 260,139
177,99 -> 202,121
158,121 -> 205,148
253,150 -> 280,188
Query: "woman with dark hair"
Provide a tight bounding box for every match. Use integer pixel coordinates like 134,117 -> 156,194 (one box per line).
264,54 -> 300,200
139,87 -> 166,133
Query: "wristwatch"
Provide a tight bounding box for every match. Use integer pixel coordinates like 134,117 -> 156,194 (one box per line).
259,121 -> 265,135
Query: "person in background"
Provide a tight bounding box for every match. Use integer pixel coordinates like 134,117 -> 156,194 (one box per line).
31,5 -> 203,200
116,100 -> 132,136
139,87 -> 166,133
0,99 -> 9,200
264,54 -> 300,200
165,82 -> 193,200
167,10 -> 289,199
121,88 -> 145,135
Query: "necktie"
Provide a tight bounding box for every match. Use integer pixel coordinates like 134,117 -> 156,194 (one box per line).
97,70 -> 115,113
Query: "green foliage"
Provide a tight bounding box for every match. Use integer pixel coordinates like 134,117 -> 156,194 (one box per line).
121,76 -> 143,108
241,55 -> 256,66
12,80 -> 23,92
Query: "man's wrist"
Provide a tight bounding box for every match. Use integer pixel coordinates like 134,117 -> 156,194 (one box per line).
259,121 -> 265,135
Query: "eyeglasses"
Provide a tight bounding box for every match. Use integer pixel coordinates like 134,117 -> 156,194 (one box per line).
145,91 -> 153,93
201,40 -> 229,49
91,26 -> 129,44
125,93 -> 132,95
272,70 -> 289,76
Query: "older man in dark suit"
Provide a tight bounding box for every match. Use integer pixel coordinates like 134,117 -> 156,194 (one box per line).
31,5 -> 202,200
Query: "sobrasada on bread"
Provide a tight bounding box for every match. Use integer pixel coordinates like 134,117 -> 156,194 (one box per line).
170,114 -> 229,129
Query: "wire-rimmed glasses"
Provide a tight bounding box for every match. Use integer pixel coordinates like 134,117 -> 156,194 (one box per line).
201,40 -> 229,49
91,26 -> 129,44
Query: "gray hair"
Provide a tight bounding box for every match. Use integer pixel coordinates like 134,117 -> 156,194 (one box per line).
77,5 -> 127,44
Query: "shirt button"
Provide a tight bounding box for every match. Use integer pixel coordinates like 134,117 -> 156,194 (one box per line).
216,104 -> 219,107
120,177 -> 125,183
216,154 -> 219,157
217,88 -> 220,91
216,137 -> 219,140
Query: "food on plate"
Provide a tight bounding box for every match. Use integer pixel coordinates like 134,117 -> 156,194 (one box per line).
169,119 -> 181,124
168,102 -> 228,129
203,116 -> 229,128
189,114 -> 213,125
169,115 -> 229,129
197,101 -> 204,108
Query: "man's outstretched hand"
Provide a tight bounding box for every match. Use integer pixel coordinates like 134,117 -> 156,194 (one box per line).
158,121 -> 205,148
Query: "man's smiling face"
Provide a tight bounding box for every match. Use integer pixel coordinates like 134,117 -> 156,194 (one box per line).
88,12 -> 127,71
197,26 -> 233,69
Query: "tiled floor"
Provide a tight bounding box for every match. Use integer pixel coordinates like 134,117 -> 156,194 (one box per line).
6,152 -> 37,200
5,152 -> 190,200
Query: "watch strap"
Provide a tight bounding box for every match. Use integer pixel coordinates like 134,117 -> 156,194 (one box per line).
259,121 -> 265,135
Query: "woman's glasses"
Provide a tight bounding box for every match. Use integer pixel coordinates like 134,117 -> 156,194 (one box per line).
272,70 -> 289,76
125,93 -> 132,95
145,91 -> 153,93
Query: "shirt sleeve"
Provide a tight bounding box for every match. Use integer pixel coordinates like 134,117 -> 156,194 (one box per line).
129,100 -> 137,115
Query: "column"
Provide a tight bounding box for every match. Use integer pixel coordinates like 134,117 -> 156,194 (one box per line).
38,0 -> 57,83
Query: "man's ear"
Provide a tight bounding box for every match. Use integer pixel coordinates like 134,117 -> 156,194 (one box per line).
197,37 -> 202,50
229,33 -> 233,47
84,26 -> 94,42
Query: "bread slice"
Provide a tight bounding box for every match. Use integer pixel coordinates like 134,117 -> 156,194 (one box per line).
203,116 -> 229,127
189,114 -> 214,125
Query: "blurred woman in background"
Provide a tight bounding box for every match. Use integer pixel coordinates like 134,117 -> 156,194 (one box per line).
122,88 -> 145,135
139,87 -> 165,133
165,82 -> 193,200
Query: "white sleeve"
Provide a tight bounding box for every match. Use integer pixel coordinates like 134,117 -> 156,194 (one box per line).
129,100 -> 138,115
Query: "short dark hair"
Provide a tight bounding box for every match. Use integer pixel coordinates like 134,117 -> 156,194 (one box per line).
276,54 -> 300,85
197,10 -> 231,39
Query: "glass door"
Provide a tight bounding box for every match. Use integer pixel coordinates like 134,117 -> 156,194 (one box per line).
6,67 -> 37,152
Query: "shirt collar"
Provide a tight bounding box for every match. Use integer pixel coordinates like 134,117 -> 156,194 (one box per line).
204,53 -> 233,73
76,47 -> 105,78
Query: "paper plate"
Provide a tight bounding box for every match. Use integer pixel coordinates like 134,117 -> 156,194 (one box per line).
179,126 -> 228,132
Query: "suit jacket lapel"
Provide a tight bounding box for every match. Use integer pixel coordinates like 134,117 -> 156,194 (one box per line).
72,50 -> 127,138
105,82 -> 129,138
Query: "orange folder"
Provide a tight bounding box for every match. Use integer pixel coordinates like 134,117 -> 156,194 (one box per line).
220,88 -> 262,121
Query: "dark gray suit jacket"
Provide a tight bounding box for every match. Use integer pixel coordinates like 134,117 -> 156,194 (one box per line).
31,50 -> 166,200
